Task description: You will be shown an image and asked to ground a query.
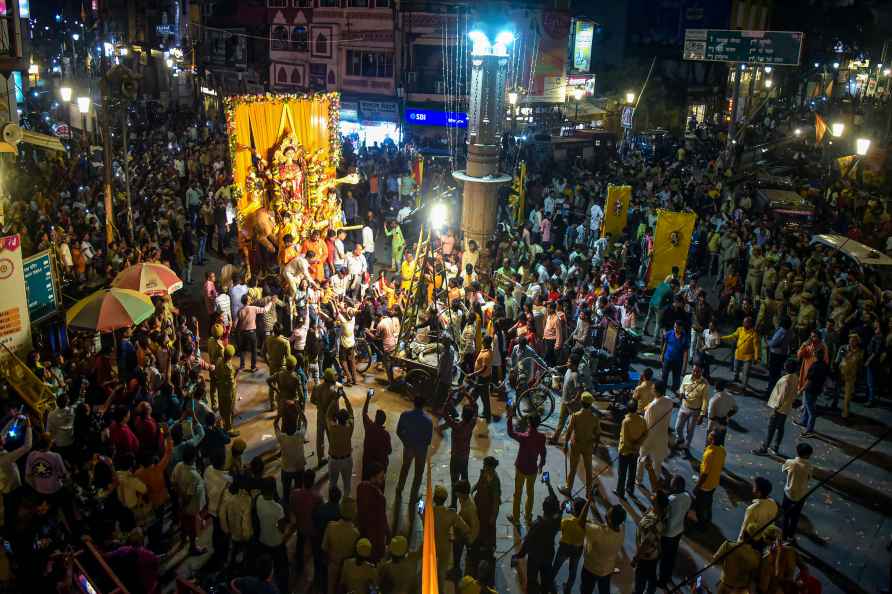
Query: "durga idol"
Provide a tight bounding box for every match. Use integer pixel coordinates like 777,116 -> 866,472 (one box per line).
272,136 -> 306,209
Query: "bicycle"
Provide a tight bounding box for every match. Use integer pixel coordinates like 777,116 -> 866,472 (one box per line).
508,354 -> 561,426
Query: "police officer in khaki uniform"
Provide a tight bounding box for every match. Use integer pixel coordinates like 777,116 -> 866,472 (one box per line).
339,538 -> 379,594
311,367 -> 339,466
268,355 -> 303,412
432,484 -> 469,591
215,344 -> 239,435
559,391 -> 600,498
206,324 -> 224,409
745,246 -> 766,300
322,497 -> 361,594
795,292 -> 818,347
379,536 -> 418,594
265,323 -> 290,376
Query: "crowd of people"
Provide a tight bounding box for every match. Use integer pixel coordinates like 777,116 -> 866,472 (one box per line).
0,94 -> 888,594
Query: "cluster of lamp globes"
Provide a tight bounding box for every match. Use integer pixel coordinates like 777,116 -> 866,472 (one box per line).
57,85 -> 91,115
792,122 -> 871,156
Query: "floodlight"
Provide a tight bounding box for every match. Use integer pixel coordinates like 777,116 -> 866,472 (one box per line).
831,122 -> 844,137
77,96 -> 90,114
429,203 -> 448,229
60,86 -> 72,102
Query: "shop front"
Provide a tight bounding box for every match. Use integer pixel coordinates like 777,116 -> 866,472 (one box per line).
339,96 -> 401,146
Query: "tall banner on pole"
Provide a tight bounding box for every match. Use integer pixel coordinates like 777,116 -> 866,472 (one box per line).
601,185 -> 631,238
421,459 -> 439,594
648,210 -> 697,289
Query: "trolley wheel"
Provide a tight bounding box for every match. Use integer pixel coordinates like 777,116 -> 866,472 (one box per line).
515,386 -> 556,424
354,339 -> 372,374
405,368 -> 434,400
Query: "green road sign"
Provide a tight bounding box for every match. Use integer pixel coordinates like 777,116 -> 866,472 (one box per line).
23,251 -> 59,323
683,29 -> 803,66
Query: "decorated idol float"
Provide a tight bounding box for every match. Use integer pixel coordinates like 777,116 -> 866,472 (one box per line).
225,93 -> 357,278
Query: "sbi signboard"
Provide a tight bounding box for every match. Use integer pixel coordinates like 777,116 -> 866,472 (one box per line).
405,109 -> 468,128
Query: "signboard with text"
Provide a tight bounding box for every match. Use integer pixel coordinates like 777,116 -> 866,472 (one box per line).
359,100 -> 399,122
0,235 -> 31,355
572,20 -> 595,72
405,109 -> 468,128
23,251 -> 59,323
683,29 -> 803,65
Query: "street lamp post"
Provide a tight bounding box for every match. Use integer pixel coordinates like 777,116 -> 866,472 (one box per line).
77,96 -> 91,142
60,85 -> 72,135
508,90 -> 518,135
573,88 -> 583,124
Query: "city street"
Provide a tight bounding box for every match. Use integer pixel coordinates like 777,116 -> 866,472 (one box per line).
173,260 -> 892,594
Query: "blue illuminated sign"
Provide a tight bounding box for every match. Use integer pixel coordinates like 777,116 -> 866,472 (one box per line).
405,109 -> 467,128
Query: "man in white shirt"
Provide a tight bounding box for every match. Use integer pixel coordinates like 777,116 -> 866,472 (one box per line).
330,267 -> 351,298
753,360 -> 798,456
203,454 -> 231,566
660,475 -> 693,587
637,380 -> 674,491
46,394 -> 75,450
346,244 -> 368,298
780,442 -> 813,541
362,214 -> 376,274
589,201 -> 604,240
543,193 -> 555,217
255,478 -> 288,593
706,378 -> 737,436
334,229 -> 347,268
738,476 -> 779,543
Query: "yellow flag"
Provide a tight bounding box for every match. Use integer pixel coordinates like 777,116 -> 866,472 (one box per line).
648,210 -> 697,289
421,459 -> 439,594
601,185 -> 631,238
836,155 -> 857,179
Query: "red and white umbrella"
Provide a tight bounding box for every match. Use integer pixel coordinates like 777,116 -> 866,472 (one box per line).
112,262 -> 183,296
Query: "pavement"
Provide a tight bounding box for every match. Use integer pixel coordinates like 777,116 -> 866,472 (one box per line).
167,254 -> 892,594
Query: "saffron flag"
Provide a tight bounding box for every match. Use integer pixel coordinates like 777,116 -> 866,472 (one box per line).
601,185 -> 631,239
815,114 -> 828,146
825,80 -> 834,98
420,459 -> 439,594
648,210 -> 697,289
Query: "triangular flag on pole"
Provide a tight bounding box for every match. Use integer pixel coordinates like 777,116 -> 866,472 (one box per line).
815,114 -> 828,146
420,458 -> 439,594
824,80 -> 834,98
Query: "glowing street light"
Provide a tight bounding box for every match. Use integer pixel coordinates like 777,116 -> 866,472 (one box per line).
165,58 -> 174,68
856,137 -> 871,156
831,122 -> 844,137
77,96 -> 91,114
764,66 -> 772,73
468,29 -> 514,57
885,69 -> 891,76
59,86 -> 72,102
764,79 -> 773,89
508,91 -> 518,106
573,88 -> 584,101
72,33 -> 80,41
794,128 -> 802,136
625,91 -> 635,104
429,202 -> 448,230
833,62 -> 840,69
